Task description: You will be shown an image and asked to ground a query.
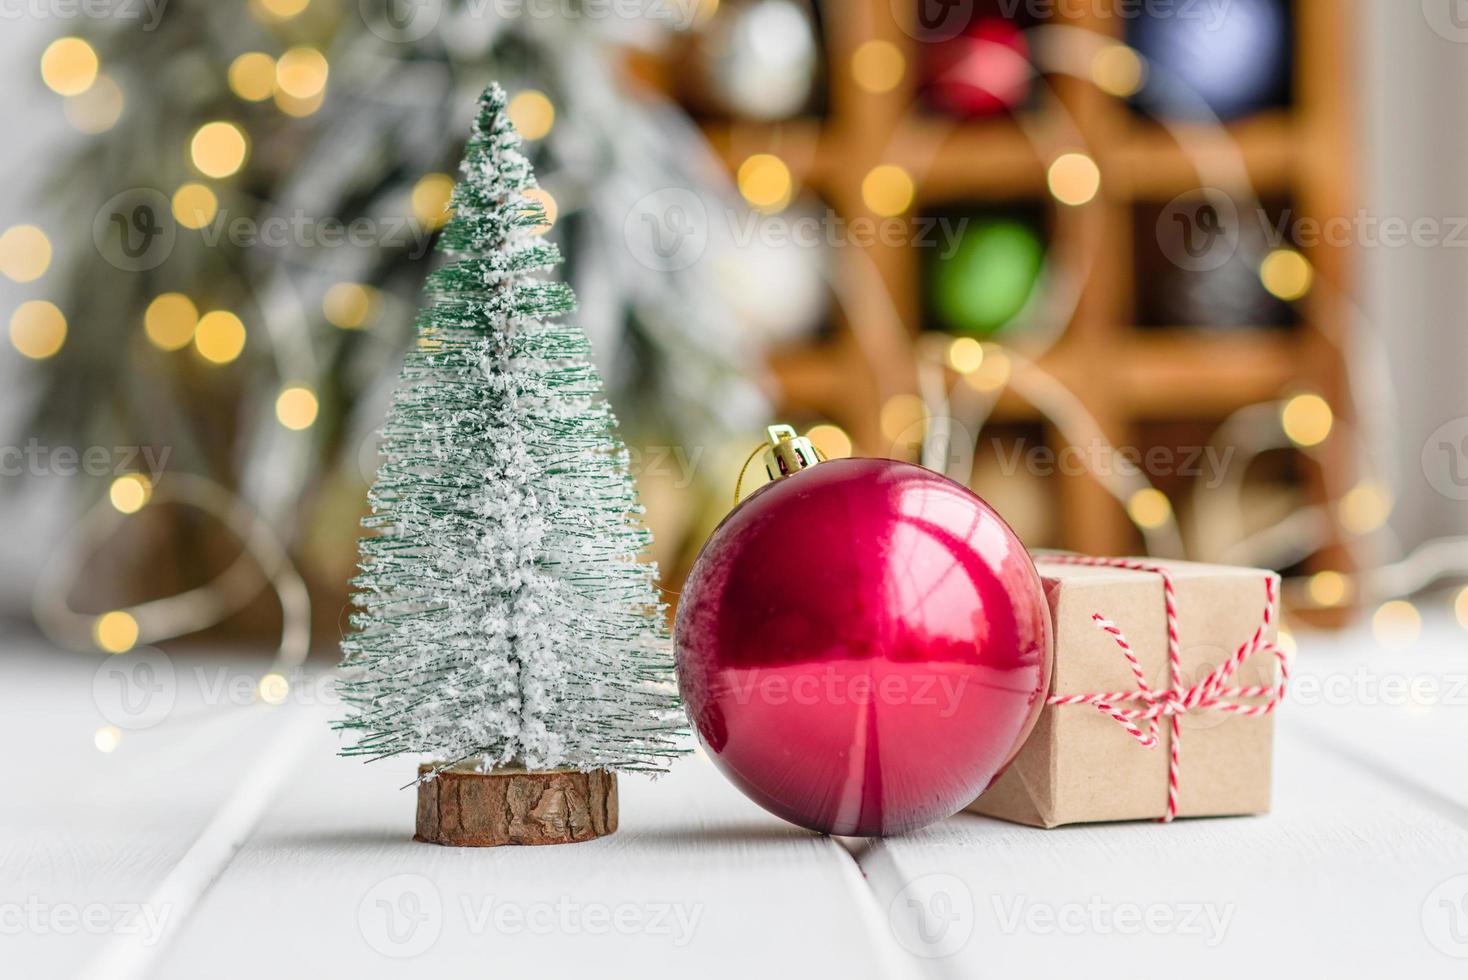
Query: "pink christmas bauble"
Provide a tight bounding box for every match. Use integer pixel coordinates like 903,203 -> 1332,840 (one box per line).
675,457 -> 1052,836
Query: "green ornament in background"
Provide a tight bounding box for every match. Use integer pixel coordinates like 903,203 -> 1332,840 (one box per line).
930,219 -> 1045,337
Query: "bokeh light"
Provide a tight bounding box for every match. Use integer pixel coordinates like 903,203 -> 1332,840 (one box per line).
1306,570 -> 1349,608
41,37 -> 98,96
323,283 -> 380,329
94,726 -> 122,753
93,611 -> 139,653
9,301 -> 67,360
0,225 -> 52,283
1280,393 -> 1333,447
276,47 -> 328,100
852,40 -> 905,94
879,393 -> 925,443
171,183 -> 218,230
229,52 -> 277,102
258,672 -> 291,705
1372,600 -> 1421,650
1260,248 -> 1313,301
275,385 -> 319,430
1339,481 -> 1392,535
1047,153 -> 1101,206
1127,488 -> 1173,529
63,74 -> 124,134
194,311 -> 246,364
109,474 -> 153,514
190,122 -> 249,179
946,337 -> 985,374
145,293 -> 199,351
509,90 -> 555,140
522,187 -> 557,235
737,154 -> 793,213
806,424 -> 853,460
411,173 -> 456,229
1092,44 -> 1146,97
861,165 -> 915,217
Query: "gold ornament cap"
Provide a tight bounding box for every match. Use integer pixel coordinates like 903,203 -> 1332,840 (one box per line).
762,424 -> 820,480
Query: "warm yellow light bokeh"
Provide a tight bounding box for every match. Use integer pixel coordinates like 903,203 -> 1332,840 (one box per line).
276,47 -> 328,100
522,187 -> 557,235
1455,586 -> 1468,630
1371,600 -> 1421,650
145,293 -> 199,351
94,726 -> 122,753
806,424 -> 854,460
64,74 -> 124,134
946,337 -> 984,374
1048,152 -> 1102,206
253,0 -> 310,20
964,347 -> 1012,392
171,183 -> 218,230
229,52 -> 277,102
274,88 -> 326,118
862,164 -> 915,217
737,154 -> 793,213
323,283 -> 379,329
1306,570 -> 1350,608
1281,393 -> 1333,447
1260,248 -> 1313,301
41,37 -> 98,96
852,40 -> 905,94
411,173 -> 456,229
258,672 -> 291,705
190,122 -> 249,179
109,473 -> 153,514
0,225 -> 52,283
1127,487 -> 1173,529
275,385 -> 319,430
1092,44 -> 1146,97
1339,481 -> 1392,535
9,301 -> 67,360
93,611 -> 139,654
194,311 -> 246,364
880,393 -> 926,443
509,90 -> 555,140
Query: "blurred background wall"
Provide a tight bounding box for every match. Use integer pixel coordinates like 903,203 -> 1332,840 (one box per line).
3,0 -> 1467,656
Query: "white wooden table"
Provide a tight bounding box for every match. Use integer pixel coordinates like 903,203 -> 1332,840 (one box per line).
5,615 -> 1468,979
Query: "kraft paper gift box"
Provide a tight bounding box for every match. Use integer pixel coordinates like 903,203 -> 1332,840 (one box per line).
969,556 -> 1284,828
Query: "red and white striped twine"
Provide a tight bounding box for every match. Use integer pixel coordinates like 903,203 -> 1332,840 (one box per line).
1038,555 -> 1289,823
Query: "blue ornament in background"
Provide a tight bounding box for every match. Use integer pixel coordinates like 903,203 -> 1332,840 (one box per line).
1128,0 -> 1291,120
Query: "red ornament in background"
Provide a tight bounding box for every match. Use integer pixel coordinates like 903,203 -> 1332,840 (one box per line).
922,17 -> 1031,117
675,427 -> 1052,836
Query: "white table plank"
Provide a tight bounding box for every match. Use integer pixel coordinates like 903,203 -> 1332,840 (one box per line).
153,705 -> 916,980
849,620 -> 1468,979
0,639 -> 301,980
1285,610 -> 1468,817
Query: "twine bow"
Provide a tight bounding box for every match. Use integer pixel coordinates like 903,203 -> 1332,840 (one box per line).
1038,555 -> 1290,823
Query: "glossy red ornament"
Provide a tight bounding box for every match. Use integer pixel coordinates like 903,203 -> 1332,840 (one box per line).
922,18 -> 1031,117
675,443 -> 1052,836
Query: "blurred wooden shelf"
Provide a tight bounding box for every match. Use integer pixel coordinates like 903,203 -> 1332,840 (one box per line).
1112,112 -> 1297,197
649,0 -> 1354,608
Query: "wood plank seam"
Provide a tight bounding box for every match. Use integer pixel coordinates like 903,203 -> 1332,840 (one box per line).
80,706 -> 316,980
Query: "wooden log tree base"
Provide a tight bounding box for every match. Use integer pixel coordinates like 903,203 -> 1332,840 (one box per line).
414,764 -> 618,847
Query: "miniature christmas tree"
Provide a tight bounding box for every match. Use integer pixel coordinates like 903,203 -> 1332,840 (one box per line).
336,84 -> 684,845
